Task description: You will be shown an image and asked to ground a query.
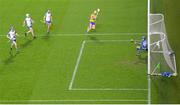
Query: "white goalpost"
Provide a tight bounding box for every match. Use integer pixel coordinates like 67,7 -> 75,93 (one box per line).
148,0 -> 177,76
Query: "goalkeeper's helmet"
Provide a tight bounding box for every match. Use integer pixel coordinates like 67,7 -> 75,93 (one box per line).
142,36 -> 146,40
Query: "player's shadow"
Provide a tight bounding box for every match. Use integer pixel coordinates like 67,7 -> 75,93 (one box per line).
21,39 -> 33,49
4,52 -> 18,65
43,34 -> 50,40
86,32 -> 99,43
88,36 -> 98,41
4,39 -> 33,65
42,33 -> 50,40
134,54 -> 148,64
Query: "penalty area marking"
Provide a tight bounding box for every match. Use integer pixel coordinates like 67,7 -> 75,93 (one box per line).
68,40 -> 86,90
0,39 -> 148,103
69,39 -> 148,91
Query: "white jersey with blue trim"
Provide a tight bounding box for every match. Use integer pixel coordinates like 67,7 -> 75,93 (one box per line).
45,12 -> 51,22
8,30 -> 16,40
25,17 -> 33,27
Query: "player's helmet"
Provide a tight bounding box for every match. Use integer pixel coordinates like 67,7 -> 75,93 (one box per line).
10,26 -> 14,31
94,10 -> 97,14
47,10 -> 51,13
26,13 -> 30,17
142,36 -> 146,40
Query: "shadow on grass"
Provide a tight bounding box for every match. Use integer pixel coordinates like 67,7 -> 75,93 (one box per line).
3,39 -> 33,65
86,31 -> 100,43
42,33 -> 50,40
88,36 -> 99,42
3,51 -> 19,65
21,39 -> 33,48
134,54 -> 148,64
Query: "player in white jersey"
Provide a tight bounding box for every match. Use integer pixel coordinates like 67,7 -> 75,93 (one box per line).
43,10 -> 52,34
23,13 -> 36,39
7,26 -> 18,51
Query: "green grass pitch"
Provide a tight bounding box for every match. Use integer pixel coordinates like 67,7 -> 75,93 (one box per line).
0,0 -> 154,104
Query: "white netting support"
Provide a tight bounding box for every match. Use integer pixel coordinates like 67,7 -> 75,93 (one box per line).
149,14 -> 177,76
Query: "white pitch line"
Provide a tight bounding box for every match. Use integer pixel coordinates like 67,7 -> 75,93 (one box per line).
147,0 -> 151,104
147,75 -> 151,104
70,39 -> 144,91
68,40 -> 86,90
49,33 -> 147,36
86,40 -> 130,42
71,88 -> 148,91
0,99 -> 148,102
86,39 -> 140,43
0,32 -> 147,37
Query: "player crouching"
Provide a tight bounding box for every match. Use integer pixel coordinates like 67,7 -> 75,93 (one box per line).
23,13 -> 36,39
87,8 -> 100,33
7,26 -> 19,52
43,10 -> 53,34
136,36 -> 148,55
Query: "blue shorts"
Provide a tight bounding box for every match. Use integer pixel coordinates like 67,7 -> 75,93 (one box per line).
90,22 -> 95,25
137,46 -> 148,51
141,46 -> 148,51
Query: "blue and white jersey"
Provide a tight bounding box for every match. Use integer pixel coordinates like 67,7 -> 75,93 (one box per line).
45,12 -> 52,22
141,39 -> 147,50
8,30 -> 16,41
25,17 -> 33,27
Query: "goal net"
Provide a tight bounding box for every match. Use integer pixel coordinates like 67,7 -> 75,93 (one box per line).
148,0 -> 177,76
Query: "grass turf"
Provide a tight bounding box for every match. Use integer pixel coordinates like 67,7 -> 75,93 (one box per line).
150,0 -> 180,104
0,0 -> 150,104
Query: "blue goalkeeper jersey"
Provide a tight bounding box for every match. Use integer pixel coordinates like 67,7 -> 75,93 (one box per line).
141,39 -> 147,50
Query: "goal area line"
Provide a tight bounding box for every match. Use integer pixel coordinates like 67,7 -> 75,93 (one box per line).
70,88 -> 148,91
69,40 -> 148,92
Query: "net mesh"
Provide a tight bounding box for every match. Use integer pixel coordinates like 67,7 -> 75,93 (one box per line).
149,14 -> 177,76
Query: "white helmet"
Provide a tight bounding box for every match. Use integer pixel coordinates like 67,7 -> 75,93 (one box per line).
10,26 -> 14,31
94,10 -> 97,14
26,13 -> 30,17
47,10 -> 50,13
